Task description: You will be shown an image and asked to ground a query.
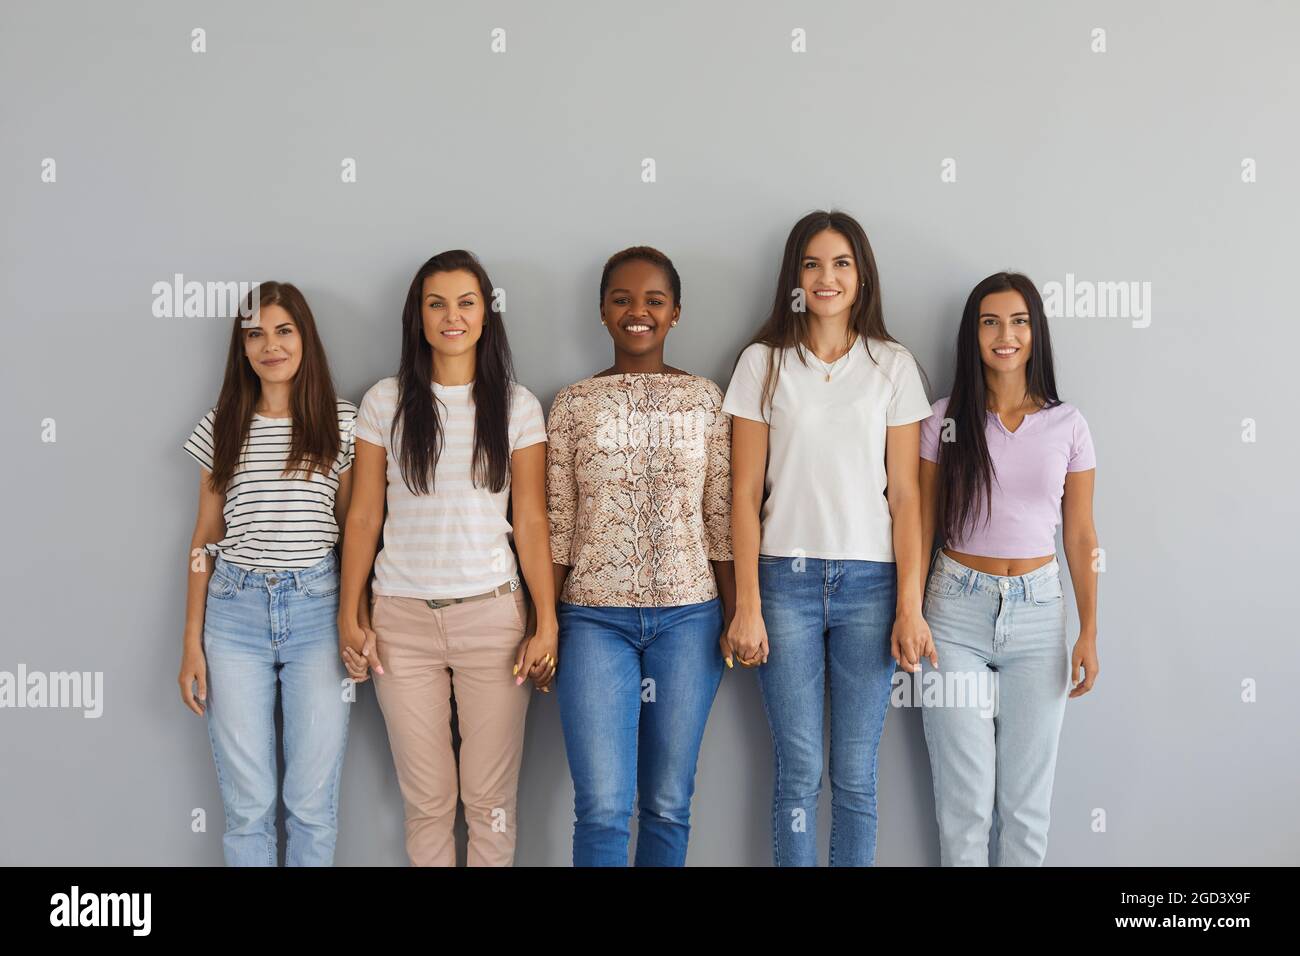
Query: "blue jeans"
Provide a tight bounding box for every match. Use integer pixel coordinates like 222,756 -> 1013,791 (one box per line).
757,556 -> 898,866
556,598 -> 724,866
920,549 -> 1070,866
202,551 -> 351,866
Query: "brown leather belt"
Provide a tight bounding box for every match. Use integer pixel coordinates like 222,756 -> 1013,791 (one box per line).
425,577 -> 521,610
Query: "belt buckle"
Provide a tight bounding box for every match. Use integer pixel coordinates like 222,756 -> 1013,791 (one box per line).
426,597 -> 455,609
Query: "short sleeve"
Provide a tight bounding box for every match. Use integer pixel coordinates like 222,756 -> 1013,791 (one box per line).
886,347 -> 932,426
510,386 -> 548,452
1068,410 -> 1097,472
183,408 -> 217,472
721,343 -> 772,424
354,380 -> 390,448
701,383 -> 733,561
919,398 -> 950,463
337,402 -> 357,474
545,388 -> 577,564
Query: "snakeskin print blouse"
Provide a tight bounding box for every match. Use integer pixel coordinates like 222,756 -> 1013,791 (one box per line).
546,372 -> 733,607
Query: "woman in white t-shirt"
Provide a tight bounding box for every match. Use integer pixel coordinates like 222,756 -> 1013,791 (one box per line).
178,281 -> 357,866
338,249 -> 556,867
723,211 -> 937,866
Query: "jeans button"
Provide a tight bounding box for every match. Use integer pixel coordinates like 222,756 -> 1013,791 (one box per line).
999,580 -> 1008,590
267,576 -> 278,586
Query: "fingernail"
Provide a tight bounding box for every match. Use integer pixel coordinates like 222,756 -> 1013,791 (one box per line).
725,657 -> 733,669
376,666 -> 384,675
516,676 -> 524,686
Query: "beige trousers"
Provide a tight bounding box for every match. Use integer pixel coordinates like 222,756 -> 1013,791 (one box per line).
371,588 -> 530,866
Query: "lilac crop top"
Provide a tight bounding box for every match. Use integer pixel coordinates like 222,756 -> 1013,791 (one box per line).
919,396 -> 1096,558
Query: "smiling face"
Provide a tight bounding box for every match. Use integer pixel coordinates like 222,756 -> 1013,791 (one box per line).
600,259 -> 679,359
978,289 -> 1033,373
799,228 -> 859,320
422,268 -> 485,359
243,303 -> 302,384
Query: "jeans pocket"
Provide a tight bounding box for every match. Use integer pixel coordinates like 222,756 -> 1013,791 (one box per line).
1031,575 -> 1064,605
925,573 -> 963,598
304,572 -> 340,598
207,574 -> 238,600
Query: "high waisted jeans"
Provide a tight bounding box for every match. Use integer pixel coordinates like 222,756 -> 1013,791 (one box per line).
756,556 -> 898,866
920,549 -> 1071,866
202,551 -> 351,866
556,598 -> 724,867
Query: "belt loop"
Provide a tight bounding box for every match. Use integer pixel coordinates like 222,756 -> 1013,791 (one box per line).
292,568 -> 304,591
1024,573 -> 1033,603
234,564 -> 247,590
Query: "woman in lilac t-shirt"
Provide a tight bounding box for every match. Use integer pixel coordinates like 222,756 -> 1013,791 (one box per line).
917,271 -> 1099,866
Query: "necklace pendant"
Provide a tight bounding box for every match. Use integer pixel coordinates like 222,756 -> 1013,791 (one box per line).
824,373 -> 831,382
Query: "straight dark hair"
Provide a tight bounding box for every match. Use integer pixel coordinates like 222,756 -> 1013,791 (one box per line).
738,209 -> 904,414
936,272 -> 1061,545
392,249 -> 515,496
207,281 -> 341,493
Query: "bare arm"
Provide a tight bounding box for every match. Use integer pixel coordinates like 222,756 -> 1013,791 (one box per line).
511,441 -> 558,689
919,458 -> 939,567
338,437 -> 386,676
886,422 -> 936,671
1062,467 -> 1099,697
726,415 -> 770,665
179,468 -> 225,714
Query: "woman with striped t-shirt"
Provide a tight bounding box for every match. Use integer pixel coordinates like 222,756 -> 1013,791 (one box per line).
178,281 -> 357,867
338,249 -> 557,867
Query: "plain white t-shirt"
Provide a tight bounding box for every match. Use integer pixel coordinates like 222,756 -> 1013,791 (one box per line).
354,376 -> 547,599
722,336 -> 931,561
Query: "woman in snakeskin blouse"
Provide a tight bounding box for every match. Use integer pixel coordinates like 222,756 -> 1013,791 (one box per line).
546,246 -> 736,867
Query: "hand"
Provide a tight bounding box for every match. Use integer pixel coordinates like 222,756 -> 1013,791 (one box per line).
891,610 -> 938,673
726,606 -> 769,667
339,616 -> 382,683
178,642 -> 207,715
514,620 -> 557,693
1069,632 -> 1099,698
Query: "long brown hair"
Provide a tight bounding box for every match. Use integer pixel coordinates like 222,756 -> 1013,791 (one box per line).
936,272 -> 1061,544
739,209 -> 902,415
205,281 -> 341,492
391,250 -> 515,496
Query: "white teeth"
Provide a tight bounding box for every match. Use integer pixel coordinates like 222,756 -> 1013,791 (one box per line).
814,291 -> 839,297
626,324 -> 650,332
994,347 -> 1018,355
443,329 -> 465,336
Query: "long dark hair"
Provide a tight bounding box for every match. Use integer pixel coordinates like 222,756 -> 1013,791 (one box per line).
392,249 -> 514,495
739,209 -> 901,414
207,281 -> 340,493
936,272 -> 1061,544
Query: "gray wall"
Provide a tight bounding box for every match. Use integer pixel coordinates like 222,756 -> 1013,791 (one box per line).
2,0 -> 1296,865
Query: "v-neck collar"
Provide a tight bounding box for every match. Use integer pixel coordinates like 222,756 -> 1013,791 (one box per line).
989,406 -> 1042,437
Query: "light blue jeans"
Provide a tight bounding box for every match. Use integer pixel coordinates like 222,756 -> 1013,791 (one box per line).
756,556 -> 898,866
202,551 -> 351,866
556,598 -> 725,867
920,549 -> 1071,866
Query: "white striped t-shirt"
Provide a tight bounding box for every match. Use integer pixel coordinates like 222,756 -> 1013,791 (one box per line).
354,377 -> 547,600
183,399 -> 357,571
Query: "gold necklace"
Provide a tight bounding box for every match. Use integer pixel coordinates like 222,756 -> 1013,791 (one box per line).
812,334 -> 856,382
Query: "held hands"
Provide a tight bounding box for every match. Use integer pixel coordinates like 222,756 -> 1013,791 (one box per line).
178,642 -> 207,715
514,618 -> 557,693
339,616 -> 382,683
725,606 -> 769,668
1069,631 -> 1099,698
891,610 -> 938,673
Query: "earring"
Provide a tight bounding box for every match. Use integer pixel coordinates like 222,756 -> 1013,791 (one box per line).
671,320 -> 678,327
